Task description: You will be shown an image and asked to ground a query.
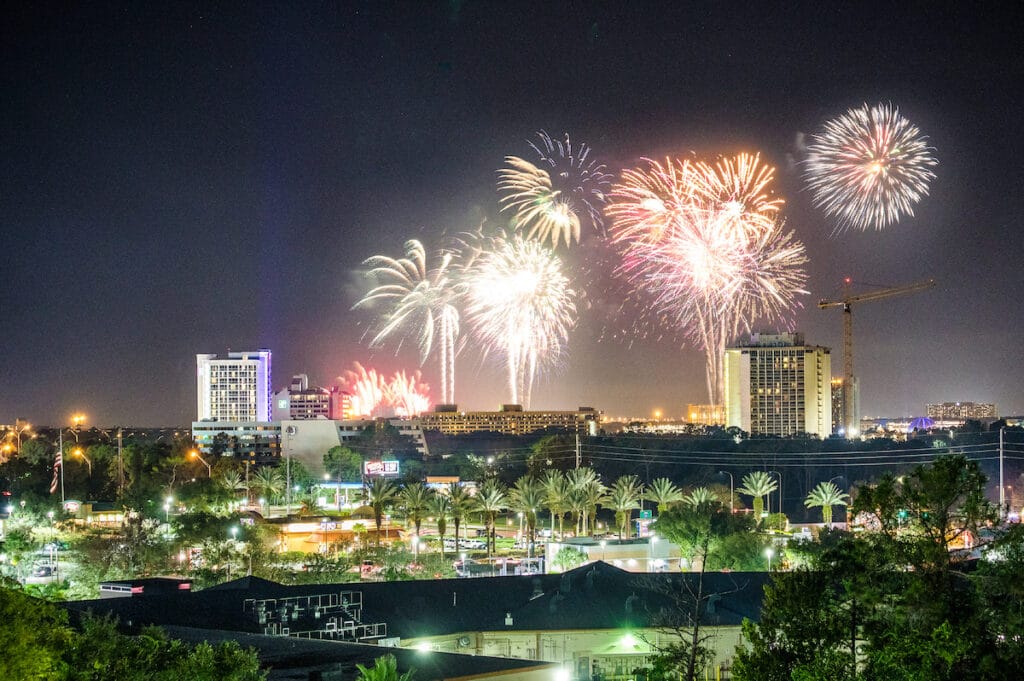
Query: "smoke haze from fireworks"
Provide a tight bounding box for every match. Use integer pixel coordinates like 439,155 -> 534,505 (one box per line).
804,102 -> 937,232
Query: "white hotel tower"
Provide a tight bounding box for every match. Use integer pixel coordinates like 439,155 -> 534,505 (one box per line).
196,350 -> 273,422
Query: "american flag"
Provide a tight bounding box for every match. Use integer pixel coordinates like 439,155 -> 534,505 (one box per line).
50,447 -> 62,494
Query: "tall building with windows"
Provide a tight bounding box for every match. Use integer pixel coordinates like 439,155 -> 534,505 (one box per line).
724,333 -> 832,437
196,350 -> 272,422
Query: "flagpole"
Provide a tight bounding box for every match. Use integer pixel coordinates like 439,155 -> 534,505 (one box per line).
59,430 -> 65,505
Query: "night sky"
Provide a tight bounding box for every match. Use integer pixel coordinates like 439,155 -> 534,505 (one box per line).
3,2 -> 1023,426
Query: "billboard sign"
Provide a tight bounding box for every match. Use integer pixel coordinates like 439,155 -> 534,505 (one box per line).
364,460 -> 400,477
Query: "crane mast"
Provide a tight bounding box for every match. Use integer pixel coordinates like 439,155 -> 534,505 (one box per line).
818,278 -> 935,436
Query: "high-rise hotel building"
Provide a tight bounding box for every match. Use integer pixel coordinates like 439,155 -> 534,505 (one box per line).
724,333 -> 832,437
196,350 -> 273,422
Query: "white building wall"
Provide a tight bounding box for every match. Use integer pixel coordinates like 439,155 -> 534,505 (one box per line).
196,350 -> 272,422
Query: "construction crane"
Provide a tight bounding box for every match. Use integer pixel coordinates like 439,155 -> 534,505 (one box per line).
818,278 -> 936,436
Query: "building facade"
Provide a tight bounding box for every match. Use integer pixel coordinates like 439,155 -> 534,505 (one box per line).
272,374 -> 342,421
724,332 -> 832,437
196,350 -> 272,422
926,402 -> 998,420
686,404 -> 724,427
418,405 -> 600,436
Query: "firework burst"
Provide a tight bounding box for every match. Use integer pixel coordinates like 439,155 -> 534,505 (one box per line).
498,131 -> 612,249
805,102 -> 937,232
608,154 -> 807,404
340,363 -> 432,418
355,239 -> 460,403
464,234 -> 576,407
340,362 -> 388,418
386,369 -> 432,417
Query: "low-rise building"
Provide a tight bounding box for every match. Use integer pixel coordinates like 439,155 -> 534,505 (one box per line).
65,562 -> 766,680
419,404 -> 600,436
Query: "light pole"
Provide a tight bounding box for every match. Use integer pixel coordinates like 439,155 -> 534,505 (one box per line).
5,421 -> 32,453
768,470 -> 782,517
764,546 -> 774,572
229,526 -> 239,579
829,476 -> 848,528
73,447 -> 91,476
718,471 -> 734,512
600,540 -> 606,562
649,534 -> 659,572
189,449 -> 212,477
47,510 -> 58,578
164,496 -> 173,523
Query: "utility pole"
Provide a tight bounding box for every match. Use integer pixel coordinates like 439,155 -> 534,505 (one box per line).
1000,427 -> 1005,517
117,427 -> 124,495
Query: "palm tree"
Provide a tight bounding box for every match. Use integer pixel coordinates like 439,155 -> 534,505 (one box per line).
252,466 -> 284,504
366,477 -> 399,545
399,483 -> 431,539
738,471 -> 778,520
447,482 -> 475,552
355,654 -> 414,681
647,477 -> 684,514
541,470 -> 571,539
581,479 -> 608,537
427,492 -> 450,558
683,486 -> 717,508
218,470 -> 247,504
607,475 -> 644,539
474,479 -> 508,557
566,467 -> 600,535
804,481 -> 850,525
508,476 -> 546,546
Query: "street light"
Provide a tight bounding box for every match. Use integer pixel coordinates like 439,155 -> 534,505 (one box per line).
767,470 -> 782,516
228,526 -> 239,579
164,496 -> 173,523
47,510 -> 58,577
718,471 -> 734,512
73,447 -> 91,476
4,421 -> 31,454
600,540 -> 606,562
649,534 -> 659,572
189,449 -> 212,477
764,546 -> 774,572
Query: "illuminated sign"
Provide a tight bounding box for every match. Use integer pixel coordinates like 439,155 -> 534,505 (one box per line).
364,460 -> 400,476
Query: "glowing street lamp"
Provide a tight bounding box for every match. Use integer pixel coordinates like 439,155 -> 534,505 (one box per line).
764,547 -> 775,572
189,449 -> 212,477
72,447 -> 91,476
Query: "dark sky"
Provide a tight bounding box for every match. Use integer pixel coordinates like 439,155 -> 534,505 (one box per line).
3,2 -> 1023,426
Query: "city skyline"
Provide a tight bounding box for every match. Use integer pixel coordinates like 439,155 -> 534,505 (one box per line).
3,3 -> 1022,425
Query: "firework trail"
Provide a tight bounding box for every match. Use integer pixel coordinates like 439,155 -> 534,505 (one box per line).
386,370 -> 432,417
355,239 -> 460,403
340,362 -> 388,418
608,154 -> 807,404
464,234 -> 576,407
498,131 -> 612,249
805,102 -> 937,232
